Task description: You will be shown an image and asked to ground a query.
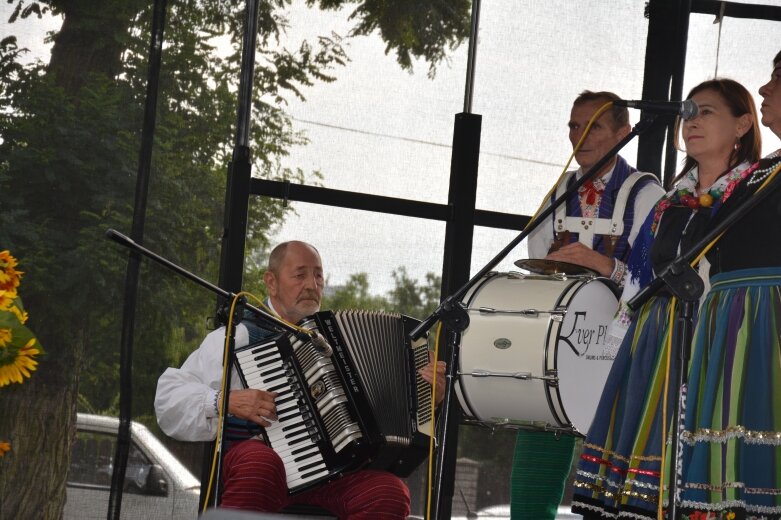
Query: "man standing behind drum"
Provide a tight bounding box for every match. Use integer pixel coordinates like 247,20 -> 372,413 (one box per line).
511,91 -> 665,520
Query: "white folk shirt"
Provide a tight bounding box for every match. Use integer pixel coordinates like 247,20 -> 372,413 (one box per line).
155,323 -> 251,441
155,301 -> 283,441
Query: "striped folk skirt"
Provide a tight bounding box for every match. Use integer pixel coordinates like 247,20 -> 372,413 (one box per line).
571,294 -> 678,519
572,268 -> 781,520
679,267 -> 781,520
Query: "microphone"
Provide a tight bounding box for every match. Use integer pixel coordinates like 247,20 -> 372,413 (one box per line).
615,99 -> 699,120
309,331 -> 333,357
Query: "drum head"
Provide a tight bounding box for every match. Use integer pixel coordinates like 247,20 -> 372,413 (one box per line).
514,258 -> 597,276
553,278 -> 619,434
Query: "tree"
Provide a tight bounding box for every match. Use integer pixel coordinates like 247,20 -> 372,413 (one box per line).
323,272 -> 389,311
0,1 -> 469,517
387,266 -> 442,318
322,268 -> 442,319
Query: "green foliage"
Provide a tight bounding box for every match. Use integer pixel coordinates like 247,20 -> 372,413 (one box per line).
322,267 -> 441,320
1,0 -> 469,417
0,2 -> 345,413
387,266 -> 441,318
324,272 -> 389,311
309,0 -> 472,77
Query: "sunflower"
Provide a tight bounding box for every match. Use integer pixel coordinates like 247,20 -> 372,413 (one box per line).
0,328 -> 11,348
0,339 -> 40,387
8,304 -> 28,325
0,289 -> 15,311
0,441 -> 10,457
0,251 -> 23,294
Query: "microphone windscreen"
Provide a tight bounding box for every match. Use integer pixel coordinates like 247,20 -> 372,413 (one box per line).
681,100 -> 699,120
310,332 -> 333,357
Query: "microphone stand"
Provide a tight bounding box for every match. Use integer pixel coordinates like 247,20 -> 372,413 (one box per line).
104,228 -> 316,505
106,229 -> 304,337
417,114 -> 657,520
627,161 -> 781,520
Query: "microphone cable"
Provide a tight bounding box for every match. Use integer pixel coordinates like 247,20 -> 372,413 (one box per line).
522,101 -> 615,232
202,290 -> 329,510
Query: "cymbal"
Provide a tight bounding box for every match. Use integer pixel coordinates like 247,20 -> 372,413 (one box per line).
513,258 -> 597,276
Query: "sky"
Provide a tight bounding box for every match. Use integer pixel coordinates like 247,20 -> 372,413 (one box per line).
4,0 -> 780,295
271,0 -> 781,294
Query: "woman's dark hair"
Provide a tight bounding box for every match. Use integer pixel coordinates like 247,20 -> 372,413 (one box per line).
673,78 -> 762,183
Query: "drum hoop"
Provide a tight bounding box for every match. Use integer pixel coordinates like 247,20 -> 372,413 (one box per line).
456,275 -> 497,420
543,276 -> 617,432
542,277 -> 585,429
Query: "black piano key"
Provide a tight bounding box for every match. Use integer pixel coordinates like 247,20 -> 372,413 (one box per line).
252,351 -> 280,363
277,407 -> 302,420
279,430 -> 307,444
263,372 -> 287,384
290,444 -> 318,456
300,467 -> 328,480
298,460 -> 325,472
276,402 -> 300,414
268,382 -> 288,393
281,419 -> 305,431
275,395 -> 296,406
289,435 -> 309,446
260,366 -> 284,377
292,451 -> 320,463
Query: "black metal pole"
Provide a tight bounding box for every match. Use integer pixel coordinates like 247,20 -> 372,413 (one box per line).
667,298 -> 696,520
637,0 -> 676,177
636,0 -> 691,188
108,1 -> 168,519
663,0 -> 692,187
428,1 -> 482,515
431,112 -> 482,520
203,0 -> 262,509
217,0 -> 260,298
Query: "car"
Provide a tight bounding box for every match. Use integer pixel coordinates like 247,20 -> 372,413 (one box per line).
450,504 -> 583,519
65,413 -> 200,520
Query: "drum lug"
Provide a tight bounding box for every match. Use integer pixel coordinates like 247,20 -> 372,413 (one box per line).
476,307 -> 542,317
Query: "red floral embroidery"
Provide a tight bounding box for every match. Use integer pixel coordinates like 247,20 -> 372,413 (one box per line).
649,162 -> 759,236
580,179 -> 605,206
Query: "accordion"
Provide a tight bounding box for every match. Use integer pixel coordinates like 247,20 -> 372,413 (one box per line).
233,310 -> 433,494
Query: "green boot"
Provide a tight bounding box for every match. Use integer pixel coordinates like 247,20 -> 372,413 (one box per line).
510,429 -> 576,520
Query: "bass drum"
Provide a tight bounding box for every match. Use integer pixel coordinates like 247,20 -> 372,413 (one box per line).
456,272 -> 619,434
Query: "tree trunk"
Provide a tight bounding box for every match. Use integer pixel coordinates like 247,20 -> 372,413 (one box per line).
0,2 -> 143,517
48,1 -> 143,95
0,330 -> 84,519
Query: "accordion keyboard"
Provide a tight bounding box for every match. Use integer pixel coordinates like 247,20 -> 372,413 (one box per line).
234,337 -> 332,491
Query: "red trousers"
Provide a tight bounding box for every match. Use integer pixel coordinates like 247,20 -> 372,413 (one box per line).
220,439 -> 411,519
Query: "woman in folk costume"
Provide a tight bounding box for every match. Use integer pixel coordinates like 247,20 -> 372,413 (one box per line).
677,50 -> 781,520
570,77 -> 763,520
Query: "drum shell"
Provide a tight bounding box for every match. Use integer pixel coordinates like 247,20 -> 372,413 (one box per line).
456,272 -> 618,434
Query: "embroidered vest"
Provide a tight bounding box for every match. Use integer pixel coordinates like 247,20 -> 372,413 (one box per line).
551,156 -> 657,262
